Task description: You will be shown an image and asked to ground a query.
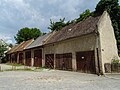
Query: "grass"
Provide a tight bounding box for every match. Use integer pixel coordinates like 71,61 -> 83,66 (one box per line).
1,64 -> 48,72
4,68 -> 34,71
6,63 -> 24,66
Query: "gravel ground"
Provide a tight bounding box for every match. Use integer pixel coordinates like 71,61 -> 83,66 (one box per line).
0,64 -> 120,90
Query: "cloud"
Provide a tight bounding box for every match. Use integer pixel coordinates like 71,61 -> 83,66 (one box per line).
0,33 -> 14,44
0,0 -> 109,44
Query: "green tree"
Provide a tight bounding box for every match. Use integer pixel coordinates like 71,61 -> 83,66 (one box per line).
48,10 -> 91,31
0,45 -> 7,63
48,18 -> 66,31
14,27 -> 42,44
95,0 -> 120,50
76,9 -> 91,23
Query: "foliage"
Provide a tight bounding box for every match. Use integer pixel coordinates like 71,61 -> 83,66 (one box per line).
48,9 -> 91,31
76,9 -> 91,23
14,27 -> 42,44
0,45 -> 7,63
112,59 -> 119,64
0,45 -> 7,57
95,0 -> 120,50
48,18 -> 66,31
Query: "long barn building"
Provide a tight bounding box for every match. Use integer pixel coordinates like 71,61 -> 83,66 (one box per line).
7,11 -> 119,75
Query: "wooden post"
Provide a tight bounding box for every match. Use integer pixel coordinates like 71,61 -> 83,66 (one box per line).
23,51 -> 26,65
31,49 -> 34,67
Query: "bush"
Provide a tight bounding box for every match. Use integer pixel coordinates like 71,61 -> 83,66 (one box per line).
112,59 -> 119,64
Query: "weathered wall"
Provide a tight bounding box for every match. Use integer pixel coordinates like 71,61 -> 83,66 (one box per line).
97,11 -> 119,73
44,33 -> 96,71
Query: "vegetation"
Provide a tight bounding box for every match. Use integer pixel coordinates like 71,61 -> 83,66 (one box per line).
14,27 -> 43,44
6,63 -> 23,66
95,0 -> 120,50
48,9 -> 91,32
48,18 -> 66,31
112,59 -> 119,64
0,45 -> 7,63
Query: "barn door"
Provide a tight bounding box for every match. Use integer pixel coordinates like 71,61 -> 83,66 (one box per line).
34,49 -> 42,67
25,51 -> 31,66
76,51 -> 95,74
45,54 -> 54,69
19,53 -> 23,64
56,53 -> 72,70
11,53 -> 17,63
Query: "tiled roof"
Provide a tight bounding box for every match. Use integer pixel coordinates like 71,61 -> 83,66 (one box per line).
15,39 -> 34,52
25,33 -> 53,50
45,15 -> 101,44
7,39 -> 33,54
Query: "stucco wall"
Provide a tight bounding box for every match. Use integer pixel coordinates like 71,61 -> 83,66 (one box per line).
97,11 -> 119,73
44,33 -> 96,70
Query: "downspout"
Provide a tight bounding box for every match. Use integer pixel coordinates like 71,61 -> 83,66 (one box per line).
95,27 -> 103,75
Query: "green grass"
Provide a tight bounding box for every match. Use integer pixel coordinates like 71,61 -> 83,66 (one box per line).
4,68 -> 34,71
6,63 -> 24,66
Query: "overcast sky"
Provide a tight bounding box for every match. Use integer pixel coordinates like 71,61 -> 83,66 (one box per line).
0,0 -> 120,44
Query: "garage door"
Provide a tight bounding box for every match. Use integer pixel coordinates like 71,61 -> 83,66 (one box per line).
19,53 -> 24,64
25,51 -> 31,66
45,54 -> 54,69
76,51 -> 95,74
56,53 -> 72,70
11,53 -> 17,63
34,49 -> 42,67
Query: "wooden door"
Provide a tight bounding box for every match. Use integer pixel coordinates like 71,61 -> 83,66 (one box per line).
45,54 -> 54,69
25,51 -> 31,66
76,51 -> 95,74
56,53 -> 72,70
19,53 -> 23,64
34,49 -> 42,67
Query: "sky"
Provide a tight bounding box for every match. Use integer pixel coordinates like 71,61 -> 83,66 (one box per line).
0,0 -> 120,44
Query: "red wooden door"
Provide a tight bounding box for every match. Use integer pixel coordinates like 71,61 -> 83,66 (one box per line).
45,54 -> 54,69
76,51 -> 95,74
25,51 -> 31,66
34,49 -> 42,67
19,53 -> 23,64
56,53 -> 72,70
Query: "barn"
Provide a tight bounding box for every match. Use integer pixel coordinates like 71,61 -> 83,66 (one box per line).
7,42 -> 24,63
24,33 -> 54,67
7,39 -> 33,64
43,11 -> 119,74
7,11 -> 119,75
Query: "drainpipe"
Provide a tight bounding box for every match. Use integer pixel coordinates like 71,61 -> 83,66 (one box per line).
95,30 -> 103,75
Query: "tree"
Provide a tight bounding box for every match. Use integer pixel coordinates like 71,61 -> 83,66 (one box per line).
48,10 -> 91,31
0,45 -> 7,63
48,18 -> 66,31
95,0 -> 120,50
76,9 -> 91,23
14,27 -> 42,44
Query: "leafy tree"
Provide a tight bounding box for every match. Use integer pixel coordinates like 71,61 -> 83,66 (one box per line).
0,45 -> 7,57
0,45 -> 7,63
95,0 -> 120,50
48,10 -> 91,31
76,9 -> 91,23
15,27 -> 42,44
48,18 -> 66,31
